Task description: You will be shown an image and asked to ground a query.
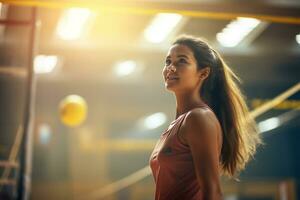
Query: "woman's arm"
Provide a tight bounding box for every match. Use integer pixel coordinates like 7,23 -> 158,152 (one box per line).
181,108 -> 223,200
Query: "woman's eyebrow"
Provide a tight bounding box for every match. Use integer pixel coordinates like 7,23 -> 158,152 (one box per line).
166,55 -> 189,59
177,55 -> 189,59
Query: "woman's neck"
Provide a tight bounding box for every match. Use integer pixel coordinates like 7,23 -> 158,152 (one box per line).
174,91 -> 206,119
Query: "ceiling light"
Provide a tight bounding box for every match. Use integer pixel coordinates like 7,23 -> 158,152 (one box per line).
258,117 -> 280,133
34,55 -> 58,74
143,112 -> 167,129
217,17 -> 261,47
296,34 -> 300,45
114,60 -> 137,77
39,124 -> 52,145
144,13 -> 182,43
56,8 -> 92,40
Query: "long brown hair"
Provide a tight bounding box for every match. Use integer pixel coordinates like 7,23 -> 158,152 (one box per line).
173,35 -> 262,178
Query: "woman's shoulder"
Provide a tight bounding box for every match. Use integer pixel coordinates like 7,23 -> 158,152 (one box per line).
184,107 -> 216,127
181,106 -> 221,138
186,104 -> 216,118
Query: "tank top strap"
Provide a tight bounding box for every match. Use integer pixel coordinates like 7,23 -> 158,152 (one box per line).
170,111 -> 189,148
171,104 -> 213,146
173,104 -> 211,125
166,104 -> 212,136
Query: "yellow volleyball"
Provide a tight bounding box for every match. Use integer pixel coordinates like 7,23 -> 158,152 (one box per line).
59,95 -> 87,127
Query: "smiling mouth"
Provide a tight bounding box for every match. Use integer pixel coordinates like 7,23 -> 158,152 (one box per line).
166,77 -> 179,81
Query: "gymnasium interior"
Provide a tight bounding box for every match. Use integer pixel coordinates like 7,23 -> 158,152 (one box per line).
0,0 -> 299,199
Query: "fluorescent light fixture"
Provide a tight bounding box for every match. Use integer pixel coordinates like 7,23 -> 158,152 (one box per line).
258,109 -> 300,135
144,13 -> 182,43
217,17 -> 261,47
34,55 -> 58,74
56,8 -> 92,40
114,60 -> 137,77
258,117 -> 280,133
296,33 -> 300,45
144,112 -> 167,129
39,124 -> 51,145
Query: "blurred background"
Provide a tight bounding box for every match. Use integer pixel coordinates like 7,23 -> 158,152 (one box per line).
0,0 -> 299,199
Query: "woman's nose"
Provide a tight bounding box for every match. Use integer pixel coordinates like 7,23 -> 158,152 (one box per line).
167,64 -> 176,72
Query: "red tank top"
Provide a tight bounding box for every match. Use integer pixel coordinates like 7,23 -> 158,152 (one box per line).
149,106 -> 211,200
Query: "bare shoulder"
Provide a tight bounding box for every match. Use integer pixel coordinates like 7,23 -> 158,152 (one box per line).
183,107 -> 218,133
179,107 -> 222,145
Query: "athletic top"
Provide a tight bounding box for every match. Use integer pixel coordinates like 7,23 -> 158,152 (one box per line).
149,105 -> 216,200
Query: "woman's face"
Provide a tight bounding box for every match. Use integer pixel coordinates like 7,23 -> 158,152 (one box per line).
163,44 -> 206,93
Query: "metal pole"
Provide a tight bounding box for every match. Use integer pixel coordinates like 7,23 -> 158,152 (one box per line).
17,7 -> 37,200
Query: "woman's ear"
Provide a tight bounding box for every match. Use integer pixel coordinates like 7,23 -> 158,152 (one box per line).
199,67 -> 210,80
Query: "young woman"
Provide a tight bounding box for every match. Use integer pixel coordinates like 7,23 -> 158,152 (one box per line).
149,35 -> 261,200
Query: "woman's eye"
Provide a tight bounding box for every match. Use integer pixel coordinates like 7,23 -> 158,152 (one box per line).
179,59 -> 187,63
165,60 -> 171,65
